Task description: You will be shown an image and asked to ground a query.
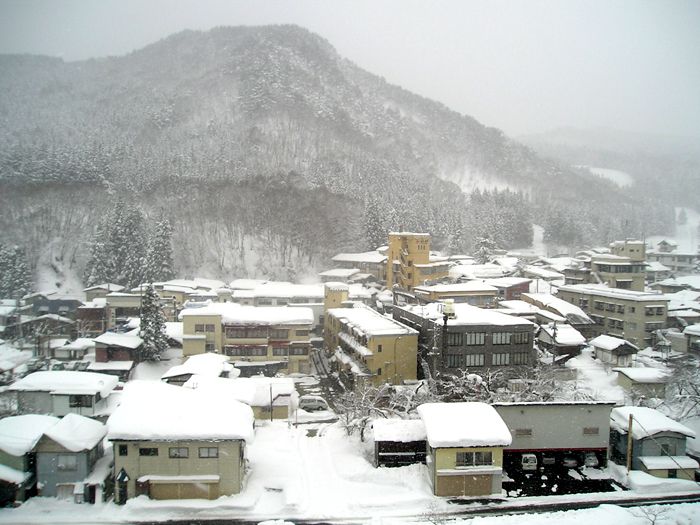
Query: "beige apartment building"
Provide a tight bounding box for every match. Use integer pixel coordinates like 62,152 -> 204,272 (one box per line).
386,232 -> 450,290
179,304 -> 314,374
556,284 -> 668,347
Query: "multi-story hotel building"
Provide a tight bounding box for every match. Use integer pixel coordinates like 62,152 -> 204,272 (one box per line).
386,233 -> 450,291
555,283 -> 668,347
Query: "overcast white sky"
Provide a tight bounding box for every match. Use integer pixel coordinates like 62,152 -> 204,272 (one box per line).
1,0 -> 698,139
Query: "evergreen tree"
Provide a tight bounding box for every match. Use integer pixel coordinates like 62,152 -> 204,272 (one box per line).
139,284 -> 168,361
144,214 -> 175,283
0,244 -> 32,298
473,236 -> 496,264
363,197 -> 386,250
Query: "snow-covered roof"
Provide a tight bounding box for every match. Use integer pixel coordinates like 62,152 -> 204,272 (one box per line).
449,263 -> 512,280
522,265 -> 565,280
497,300 -> 540,313
229,278 -> 270,290
93,332 -> 143,349
413,282 -> 498,294
655,276 -> 700,290
372,419 -> 426,442
83,283 -> 125,293
10,371 -> 118,397
0,464 -> 31,485
645,261 -> 671,272
43,413 -> 106,452
590,334 -> 638,352
539,323 -> 586,346
683,324 -> 700,337
557,284 -> 668,303
613,367 -> 668,384
639,456 -> 699,470
184,375 -> 294,408
61,338 -> 95,351
328,304 -> 417,337
0,415 -> 59,456
319,268 -> 361,278
483,277 -> 532,288
332,251 -> 386,264
19,313 -> 75,325
179,303 -> 314,326
88,361 -> 134,372
417,402 -> 512,448
107,380 -> 254,442
399,302 -> 533,327
610,406 -> 695,440
522,293 -> 592,324
79,298 -> 107,309
161,353 -> 234,380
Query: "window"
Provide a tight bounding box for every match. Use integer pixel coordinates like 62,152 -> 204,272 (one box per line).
616,305 -> 625,313
225,326 -> 246,338
629,306 -> 636,313
199,447 -> 218,458
465,354 -> 485,367
465,332 -> 485,346
139,448 -> 158,456
69,395 -> 93,408
493,333 -> 512,345
194,324 -> 205,333
272,346 -> 288,356
118,445 -> 128,457
447,332 -> 463,346
515,428 -> 532,437
594,301 -> 604,311
377,367 -> 382,376
512,352 -> 530,365
295,329 -> 309,336
224,346 -> 244,356
456,451 -> 492,467
169,447 -> 189,458
205,324 -> 215,332
57,454 -> 77,471
512,332 -> 529,344
660,443 -> 676,456
205,342 -> 215,353
583,427 -> 599,435
446,354 -> 462,368
270,329 -> 289,339
491,353 -> 510,365
377,344 -> 383,353
258,299 -> 273,305
288,346 -> 309,356
247,327 -> 268,338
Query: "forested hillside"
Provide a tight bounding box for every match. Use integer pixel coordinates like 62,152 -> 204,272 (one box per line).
0,25 -> 674,284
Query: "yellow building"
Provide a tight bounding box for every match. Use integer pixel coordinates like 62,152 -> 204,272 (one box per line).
413,282 -> 498,307
417,402 -> 511,497
108,381 -> 254,503
179,304 -> 314,374
386,232 -> 450,290
324,301 -> 418,387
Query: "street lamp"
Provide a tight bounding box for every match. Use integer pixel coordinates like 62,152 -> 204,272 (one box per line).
392,336 -> 403,385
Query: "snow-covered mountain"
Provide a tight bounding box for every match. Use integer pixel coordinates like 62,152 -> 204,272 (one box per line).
0,25 -> 677,281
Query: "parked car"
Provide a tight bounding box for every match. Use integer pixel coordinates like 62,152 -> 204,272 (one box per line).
521,453 -> 538,472
562,455 -> 579,468
298,395 -> 329,412
583,452 -> 600,468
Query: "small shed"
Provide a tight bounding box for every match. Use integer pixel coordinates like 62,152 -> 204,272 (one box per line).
614,367 -> 668,399
609,406 -> 697,480
537,323 -> 586,361
372,419 -> 427,467
591,335 -> 639,367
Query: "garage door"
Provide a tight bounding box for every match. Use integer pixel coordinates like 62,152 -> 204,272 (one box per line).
436,474 -> 492,497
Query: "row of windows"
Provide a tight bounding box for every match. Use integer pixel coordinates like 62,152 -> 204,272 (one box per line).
69,394 -> 94,408
456,451 -> 492,467
446,331 -> 530,347
445,351 -> 530,368
194,324 -> 216,333
223,346 -> 268,357
223,327 -> 310,339
272,346 -> 310,356
120,446 -> 220,458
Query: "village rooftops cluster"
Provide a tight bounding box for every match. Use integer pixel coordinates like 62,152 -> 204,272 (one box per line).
400,301 -> 533,327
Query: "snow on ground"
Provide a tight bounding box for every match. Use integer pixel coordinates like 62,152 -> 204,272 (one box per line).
33,238 -> 86,299
131,348 -> 183,381
565,348 -> 625,403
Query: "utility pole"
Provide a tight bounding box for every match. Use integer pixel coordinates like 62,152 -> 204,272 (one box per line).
626,414 -> 634,472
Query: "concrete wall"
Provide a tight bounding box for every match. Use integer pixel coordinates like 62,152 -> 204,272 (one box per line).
494,403 -> 613,451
